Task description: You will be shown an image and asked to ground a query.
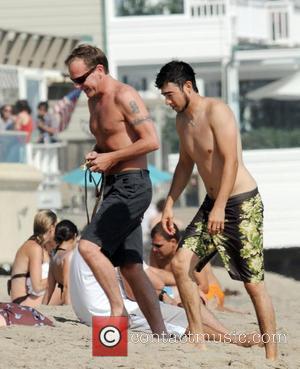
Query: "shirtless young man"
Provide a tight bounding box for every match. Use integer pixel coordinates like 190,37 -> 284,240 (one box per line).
155,61 -> 277,359
65,44 -> 166,335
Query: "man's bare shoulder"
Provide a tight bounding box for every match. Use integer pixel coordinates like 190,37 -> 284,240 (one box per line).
204,97 -> 234,123
204,97 -> 228,114
114,82 -> 151,124
114,82 -> 140,105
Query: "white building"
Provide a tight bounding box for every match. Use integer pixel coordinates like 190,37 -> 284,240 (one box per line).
105,0 -> 300,248
0,0 -> 299,248
106,0 -> 300,127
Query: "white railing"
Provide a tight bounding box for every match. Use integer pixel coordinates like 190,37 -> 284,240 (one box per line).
189,0 -> 227,17
0,131 -> 27,163
26,142 -> 66,186
267,1 -> 292,44
26,142 -> 66,209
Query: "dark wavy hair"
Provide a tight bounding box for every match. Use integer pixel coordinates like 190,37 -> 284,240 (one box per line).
54,220 -> 78,248
155,60 -> 198,92
14,99 -> 32,114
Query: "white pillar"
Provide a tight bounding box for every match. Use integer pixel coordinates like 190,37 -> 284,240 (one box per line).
226,60 -> 240,126
153,104 -> 164,170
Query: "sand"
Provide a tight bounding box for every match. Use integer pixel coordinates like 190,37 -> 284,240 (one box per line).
1,268 -> 299,369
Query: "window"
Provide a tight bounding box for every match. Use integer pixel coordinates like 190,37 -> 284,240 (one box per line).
271,11 -> 289,41
115,0 -> 184,17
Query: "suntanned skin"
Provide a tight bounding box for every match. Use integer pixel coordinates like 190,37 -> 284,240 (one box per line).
150,232 -> 209,295
45,238 -> 76,305
10,225 -> 55,307
159,81 -> 277,359
150,233 -> 246,314
67,58 -> 166,335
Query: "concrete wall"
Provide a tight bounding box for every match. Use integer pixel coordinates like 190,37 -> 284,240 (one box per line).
0,164 -> 42,264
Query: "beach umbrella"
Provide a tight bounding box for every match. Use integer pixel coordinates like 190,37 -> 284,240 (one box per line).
148,164 -> 172,186
61,164 -> 172,188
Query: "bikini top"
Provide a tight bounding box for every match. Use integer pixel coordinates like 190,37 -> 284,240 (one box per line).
7,272 -> 30,295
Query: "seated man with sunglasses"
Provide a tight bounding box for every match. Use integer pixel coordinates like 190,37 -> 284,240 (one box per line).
65,44 -> 166,335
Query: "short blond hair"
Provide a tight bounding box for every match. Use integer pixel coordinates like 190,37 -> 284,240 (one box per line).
31,210 -> 57,245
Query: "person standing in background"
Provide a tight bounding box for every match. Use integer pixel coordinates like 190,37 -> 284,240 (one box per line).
36,101 -> 59,143
0,104 -> 15,131
14,100 -> 33,143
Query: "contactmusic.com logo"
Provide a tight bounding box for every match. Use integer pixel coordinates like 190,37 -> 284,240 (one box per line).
92,316 -> 128,356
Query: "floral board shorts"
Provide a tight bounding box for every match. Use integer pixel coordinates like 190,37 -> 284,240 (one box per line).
179,188 -> 264,283
0,302 -> 53,326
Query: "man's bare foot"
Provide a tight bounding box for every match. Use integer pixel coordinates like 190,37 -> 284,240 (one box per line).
266,353 -> 278,361
183,332 -> 207,350
232,331 -> 264,348
215,305 -> 250,314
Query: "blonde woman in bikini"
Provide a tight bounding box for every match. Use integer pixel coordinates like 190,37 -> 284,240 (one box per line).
8,210 -> 57,307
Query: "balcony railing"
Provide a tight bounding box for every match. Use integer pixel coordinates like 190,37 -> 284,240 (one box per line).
0,134 -> 66,209
190,0 -> 227,17
0,131 -> 27,163
26,142 -> 66,186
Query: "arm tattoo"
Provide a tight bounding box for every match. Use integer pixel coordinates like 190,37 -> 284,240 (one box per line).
129,100 -> 140,114
129,115 -> 152,126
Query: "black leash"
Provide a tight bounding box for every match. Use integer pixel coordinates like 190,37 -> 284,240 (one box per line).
84,168 -> 105,224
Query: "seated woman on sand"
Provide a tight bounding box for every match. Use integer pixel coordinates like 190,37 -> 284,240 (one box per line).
8,210 -> 57,307
45,220 -> 78,305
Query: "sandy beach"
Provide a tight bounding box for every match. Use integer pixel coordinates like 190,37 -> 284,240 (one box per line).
1,267 -> 299,369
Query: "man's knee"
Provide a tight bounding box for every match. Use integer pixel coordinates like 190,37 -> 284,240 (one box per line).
244,281 -> 266,298
171,249 -> 198,278
78,239 -> 101,259
120,262 -> 143,279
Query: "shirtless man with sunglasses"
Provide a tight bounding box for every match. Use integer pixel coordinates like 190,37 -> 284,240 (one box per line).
65,44 -> 166,335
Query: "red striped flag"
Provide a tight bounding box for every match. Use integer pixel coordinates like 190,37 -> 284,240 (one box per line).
53,89 -> 81,132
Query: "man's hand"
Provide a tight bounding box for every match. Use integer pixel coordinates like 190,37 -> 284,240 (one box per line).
207,205 -> 225,235
161,207 -> 176,235
85,151 -> 117,173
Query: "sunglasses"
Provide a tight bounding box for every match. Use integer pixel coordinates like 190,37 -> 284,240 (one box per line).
70,66 -> 97,85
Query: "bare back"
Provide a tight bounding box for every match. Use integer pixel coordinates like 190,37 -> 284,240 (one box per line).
177,97 -> 256,199
51,250 -> 72,286
89,80 -> 148,173
10,240 -> 48,301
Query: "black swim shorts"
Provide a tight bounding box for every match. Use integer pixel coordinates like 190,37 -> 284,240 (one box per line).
81,169 -> 152,266
179,188 -> 264,283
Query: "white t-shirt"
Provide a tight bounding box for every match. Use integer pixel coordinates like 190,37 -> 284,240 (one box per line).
69,247 -> 186,337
